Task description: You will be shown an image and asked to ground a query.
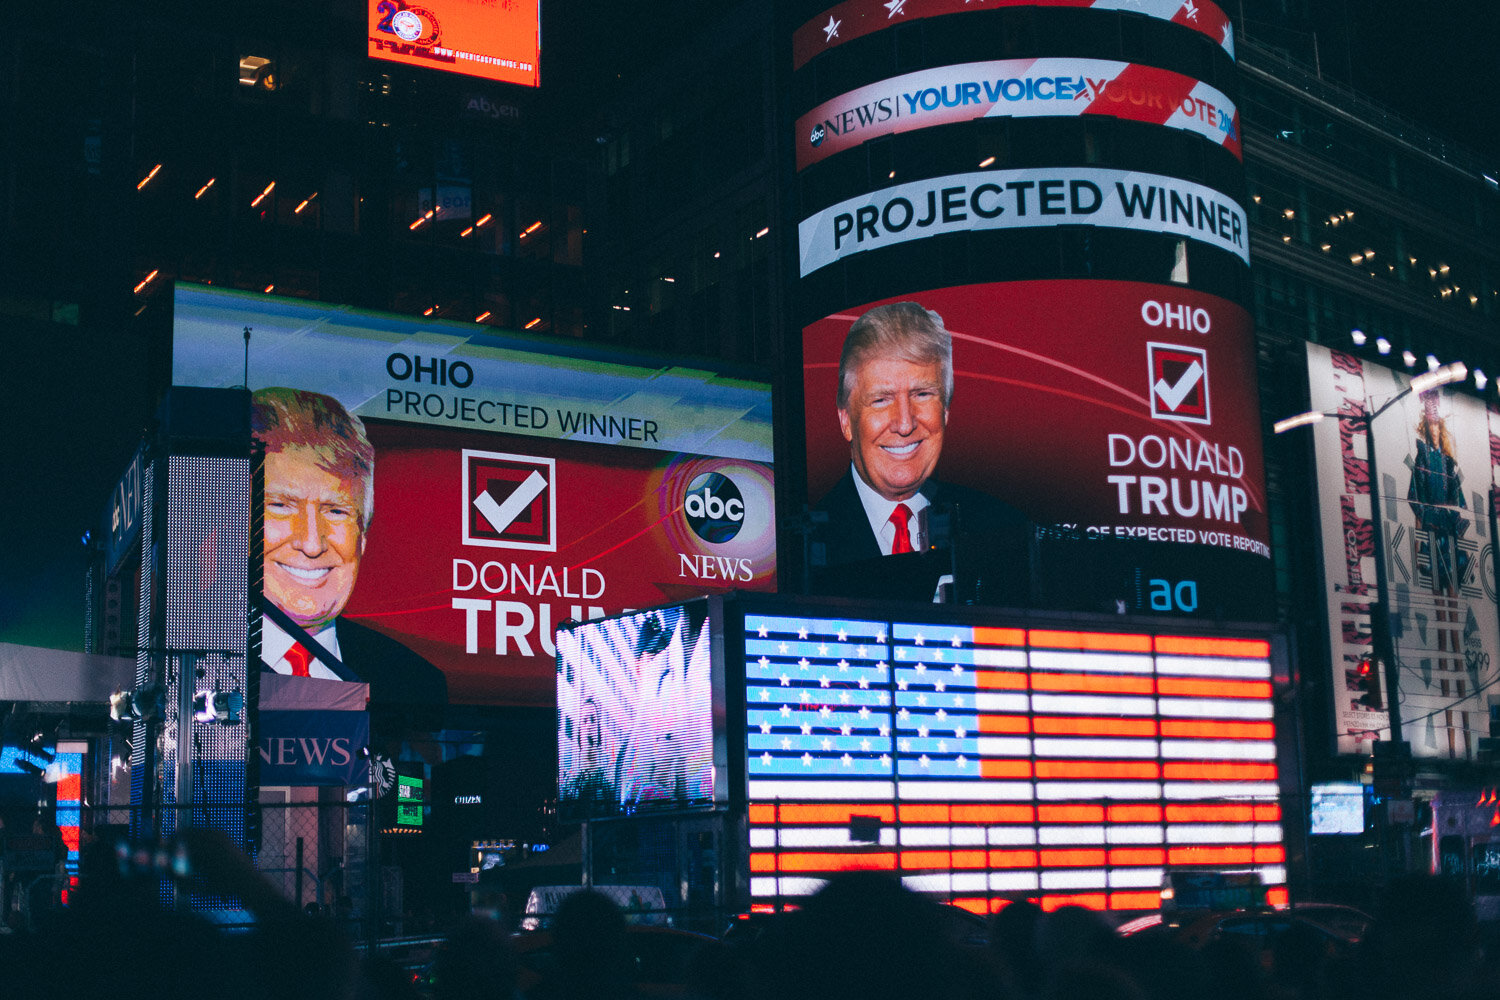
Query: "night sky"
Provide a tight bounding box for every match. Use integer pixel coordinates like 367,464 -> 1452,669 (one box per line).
1345,2 -> 1500,163
1,3 -> 1495,653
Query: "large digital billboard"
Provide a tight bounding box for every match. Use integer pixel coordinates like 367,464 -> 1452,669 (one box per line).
802,281 -> 1270,618
743,612 -> 1284,913
172,284 -> 775,707
368,0 -> 541,88
790,0 -> 1259,619
1305,344 -> 1500,758
556,603 -> 719,818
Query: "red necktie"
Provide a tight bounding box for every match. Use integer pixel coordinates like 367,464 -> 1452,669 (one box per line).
889,503 -> 914,554
284,642 -> 312,677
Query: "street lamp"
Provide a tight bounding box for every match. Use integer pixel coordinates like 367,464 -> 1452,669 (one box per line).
1274,360 -> 1468,746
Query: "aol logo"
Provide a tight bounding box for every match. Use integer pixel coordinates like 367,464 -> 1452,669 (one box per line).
684,472 -> 745,543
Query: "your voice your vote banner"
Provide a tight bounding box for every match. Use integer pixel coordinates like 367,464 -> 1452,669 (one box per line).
796,57 -> 1240,171
173,283 -> 776,707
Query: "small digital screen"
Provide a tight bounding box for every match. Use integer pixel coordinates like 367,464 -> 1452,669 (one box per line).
470,840 -> 514,871
397,774 -> 424,826
556,603 -> 715,817
1474,842 -> 1500,895
1166,870 -> 1266,911
368,0 -> 540,88
1310,782 -> 1365,835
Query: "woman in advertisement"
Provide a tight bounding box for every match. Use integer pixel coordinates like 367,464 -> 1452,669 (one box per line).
619,608 -> 714,810
1407,393 -> 1468,595
563,697 -> 616,808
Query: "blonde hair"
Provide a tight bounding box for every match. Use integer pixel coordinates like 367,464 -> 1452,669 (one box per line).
837,302 -> 953,410
251,387 -> 375,525
1416,412 -> 1456,460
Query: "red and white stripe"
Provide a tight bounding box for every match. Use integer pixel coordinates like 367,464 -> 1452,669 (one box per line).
747,624 -> 1284,913
793,0 -> 1234,71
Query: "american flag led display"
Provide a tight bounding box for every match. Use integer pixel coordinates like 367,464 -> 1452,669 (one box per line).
745,615 -> 1283,913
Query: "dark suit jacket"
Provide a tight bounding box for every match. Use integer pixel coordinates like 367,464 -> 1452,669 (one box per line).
336,617 -> 448,713
262,616 -> 448,734
809,469 -> 1034,606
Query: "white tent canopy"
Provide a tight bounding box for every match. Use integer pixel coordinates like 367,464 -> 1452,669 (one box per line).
0,643 -> 135,703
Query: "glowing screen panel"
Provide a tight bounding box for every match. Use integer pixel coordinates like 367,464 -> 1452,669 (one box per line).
1309,782 -> 1365,835
791,0 -> 1235,71
163,455 -> 250,846
744,615 -> 1282,912
557,604 -> 717,818
368,0 -> 540,88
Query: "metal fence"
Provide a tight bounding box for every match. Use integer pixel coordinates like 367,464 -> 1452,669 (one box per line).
37,799 -> 388,941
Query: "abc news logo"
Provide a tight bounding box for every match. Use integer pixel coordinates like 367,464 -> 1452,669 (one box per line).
683,472 -> 745,543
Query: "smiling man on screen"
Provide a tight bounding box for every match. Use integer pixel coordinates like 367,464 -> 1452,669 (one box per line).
810,302 -> 1032,603
253,387 -> 446,721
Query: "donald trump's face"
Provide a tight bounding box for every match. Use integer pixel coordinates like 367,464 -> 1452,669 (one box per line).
838,355 -> 948,502
263,445 -> 366,630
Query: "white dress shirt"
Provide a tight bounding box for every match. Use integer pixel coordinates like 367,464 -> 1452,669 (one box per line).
850,466 -> 931,555
261,614 -> 345,681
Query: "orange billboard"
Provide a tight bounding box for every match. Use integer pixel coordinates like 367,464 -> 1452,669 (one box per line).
369,0 -> 540,88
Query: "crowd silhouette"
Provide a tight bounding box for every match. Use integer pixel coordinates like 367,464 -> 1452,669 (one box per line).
7,830 -> 1500,1000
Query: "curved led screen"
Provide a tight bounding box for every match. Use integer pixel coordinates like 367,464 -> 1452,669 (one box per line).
798,167 -> 1248,276
790,0 -> 1262,621
801,280 -> 1270,618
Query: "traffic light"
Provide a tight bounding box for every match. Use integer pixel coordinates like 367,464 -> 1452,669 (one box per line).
1357,655 -> 1383,709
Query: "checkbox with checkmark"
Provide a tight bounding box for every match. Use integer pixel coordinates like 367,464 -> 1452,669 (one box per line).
1147,343 -> 1211,424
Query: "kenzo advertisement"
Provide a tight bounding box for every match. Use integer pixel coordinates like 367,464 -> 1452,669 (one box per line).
801,279 -> 1271,618
1306,344 -> 1500,759
173,283 -> 775,707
